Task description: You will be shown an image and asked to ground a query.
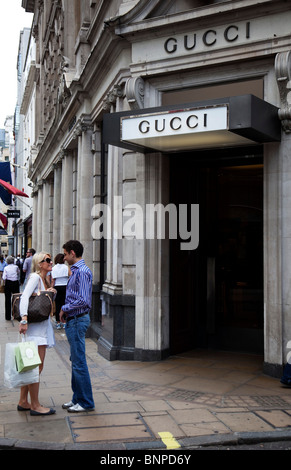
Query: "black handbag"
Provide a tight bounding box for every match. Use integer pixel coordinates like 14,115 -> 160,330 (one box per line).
12,290 -> 54,323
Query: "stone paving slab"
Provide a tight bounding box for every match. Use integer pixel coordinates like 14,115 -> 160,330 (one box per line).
69,412 -> 152,444
4,418 -> 73,443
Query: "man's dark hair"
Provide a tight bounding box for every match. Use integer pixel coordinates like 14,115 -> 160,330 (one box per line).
54,253 -> 65,264
63,240 -> 84,258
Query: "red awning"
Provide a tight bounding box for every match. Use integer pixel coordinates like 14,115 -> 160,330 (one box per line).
0,179 -> 29,198
0,213 -> 8,229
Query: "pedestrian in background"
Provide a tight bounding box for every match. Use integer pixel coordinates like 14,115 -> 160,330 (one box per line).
60,240 -> 95,413
52,253 -> 70,329
15,254 -> 25,285
22,248 -> 36,287
3,256 -> 19,321
0,255 -> 7,284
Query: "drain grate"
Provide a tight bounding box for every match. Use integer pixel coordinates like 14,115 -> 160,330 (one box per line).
111,381 -> 204,402
111,381 -> 148,392
165,389 -> 203,401
250,395 -> 291,408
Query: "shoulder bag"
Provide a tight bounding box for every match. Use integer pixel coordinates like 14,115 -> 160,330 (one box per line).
12,279 -> 54,323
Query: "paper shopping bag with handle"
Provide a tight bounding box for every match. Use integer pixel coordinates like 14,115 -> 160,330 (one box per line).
4,343 -> 39,388
15,340 -> 41,373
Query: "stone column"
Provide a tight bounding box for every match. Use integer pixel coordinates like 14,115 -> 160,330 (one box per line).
42,181 -> 50,252
281,134 -> 291,367
122,150 -> 137,296
135,152 -> 170,360
102,142 -> 123,295
61,150 -> 73,244
102,89 -> 123,296
264,142 -> 283,374
90,125 -> 102,328
48,179 -> 54,255
264,133 -> 291,375
53,162 -> 62,253
78,116 -> 94,270
92,124 -> 102,286
36,182 -> 43,252
31,189 -> 38,249
76,135 -> 82,241
264,51 -> 291,375
72,152 -> 77,239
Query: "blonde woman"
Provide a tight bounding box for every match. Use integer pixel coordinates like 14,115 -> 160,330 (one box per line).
18,252 -> 56,416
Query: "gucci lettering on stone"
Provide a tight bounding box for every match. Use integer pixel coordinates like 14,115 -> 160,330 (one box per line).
164,22 -> 251,53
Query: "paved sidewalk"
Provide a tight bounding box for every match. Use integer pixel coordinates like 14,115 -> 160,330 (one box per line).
1,293 -> 291,451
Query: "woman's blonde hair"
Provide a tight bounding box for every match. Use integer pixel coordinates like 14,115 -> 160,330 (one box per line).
31,252 -> 51,275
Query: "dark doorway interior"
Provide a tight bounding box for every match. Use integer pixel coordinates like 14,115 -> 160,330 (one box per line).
170,148 -> 263,355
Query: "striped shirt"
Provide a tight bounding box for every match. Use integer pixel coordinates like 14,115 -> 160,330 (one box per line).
62,259 -> 92,318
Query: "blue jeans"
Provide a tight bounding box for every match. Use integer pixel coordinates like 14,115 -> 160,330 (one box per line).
65,314 -> 95,409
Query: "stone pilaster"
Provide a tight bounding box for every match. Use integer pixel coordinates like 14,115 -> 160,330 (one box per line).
36,181 -> 43,252
53,162 -> 62,253
60,150 -> 73,244
134,152 -> 170,360
79,115 -> 94,270
42,181 -> 50,252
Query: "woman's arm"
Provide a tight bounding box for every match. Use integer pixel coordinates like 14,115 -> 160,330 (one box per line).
19,273 -> 40,317
19,274 -> 40,334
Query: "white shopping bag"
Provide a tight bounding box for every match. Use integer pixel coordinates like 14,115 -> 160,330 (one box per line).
4,342 -> 39,389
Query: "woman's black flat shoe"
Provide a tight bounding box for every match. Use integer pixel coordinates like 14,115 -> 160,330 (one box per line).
30,408 -> 56,416
17,405 -> 31,411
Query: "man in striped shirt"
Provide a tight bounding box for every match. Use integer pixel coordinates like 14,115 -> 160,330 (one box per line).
60,240 -> 95,413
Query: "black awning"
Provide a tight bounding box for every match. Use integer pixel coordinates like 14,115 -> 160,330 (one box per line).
103,94 -> 281,153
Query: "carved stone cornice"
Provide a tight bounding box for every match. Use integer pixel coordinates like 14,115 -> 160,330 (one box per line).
36,179 -> 44,190
59,148 -> 72,160
56,71 -> 72,116
103,85 -> 123,111
80,114 -> 94,133
72,115 -> 93,138
52,160 -> 62,170
275,51 -> 291,133
125,77 -> 145,110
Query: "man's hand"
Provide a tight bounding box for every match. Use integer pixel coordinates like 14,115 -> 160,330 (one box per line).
60,309 -> 66,323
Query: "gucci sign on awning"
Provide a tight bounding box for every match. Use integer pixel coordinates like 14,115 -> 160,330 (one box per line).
121,105 -> 229,151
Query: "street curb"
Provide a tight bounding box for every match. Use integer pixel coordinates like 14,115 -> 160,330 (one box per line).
1,429 -> 291,451
176,429 -> 291,449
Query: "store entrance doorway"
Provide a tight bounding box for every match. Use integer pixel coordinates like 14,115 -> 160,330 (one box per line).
170,149 -> 263,355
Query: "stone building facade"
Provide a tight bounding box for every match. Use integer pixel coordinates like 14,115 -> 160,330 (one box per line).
21,0 -> 291,376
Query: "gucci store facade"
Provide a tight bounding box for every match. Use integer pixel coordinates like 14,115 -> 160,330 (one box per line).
22,0 -> 291,376
100,0 -> 291,377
